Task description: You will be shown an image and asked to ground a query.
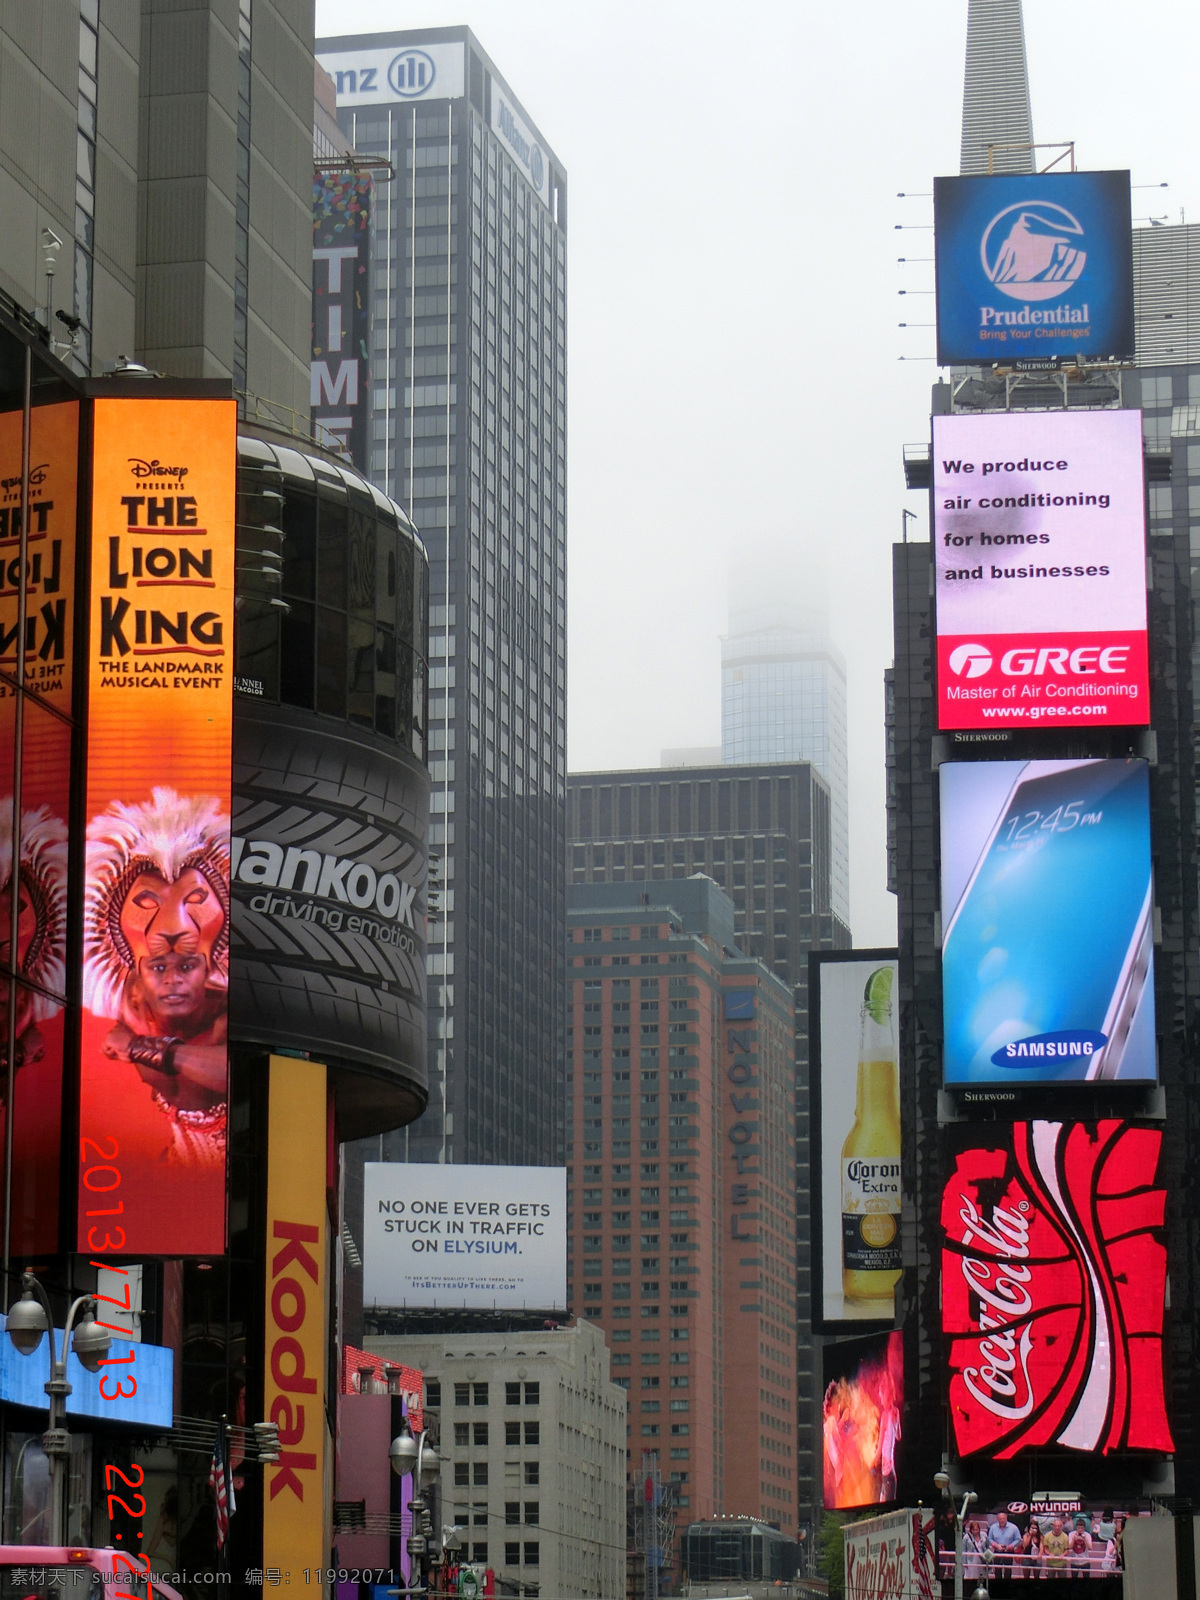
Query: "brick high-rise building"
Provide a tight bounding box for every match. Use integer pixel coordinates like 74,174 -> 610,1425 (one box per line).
566,877 -> 798,1555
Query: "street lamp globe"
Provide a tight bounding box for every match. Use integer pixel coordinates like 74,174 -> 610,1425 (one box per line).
389,1428 -> 419,1478
934,1472 -> 950,1493
70,1308 -> 112,1373
970,1586 -> 990,1600
5,1287 -> 48,1356
418,1439 -> 440,1486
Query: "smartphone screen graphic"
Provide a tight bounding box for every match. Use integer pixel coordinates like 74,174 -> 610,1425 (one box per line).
941,758 -> 1156,1085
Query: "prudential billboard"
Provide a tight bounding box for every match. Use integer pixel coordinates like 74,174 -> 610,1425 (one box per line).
934,410 -> 1148,730
934,171 -> 1133,366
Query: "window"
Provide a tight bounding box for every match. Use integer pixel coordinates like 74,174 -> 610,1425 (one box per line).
525,1502 -> 539,1525
473,1422 -> 489,1445
505,1421 -> 521,1446
472,1544 -> 488,1564
454,1383 -> 470,1406
454,1462 -> 469,1486
506,1502 -> 521,1526
524,1542 -> 540,1566
641,1376 -> 660,1388
524,1421 -> 539,1445
426,1380 -> 441,1408
473,1382 -> 489,1405
473,1462 -> 488,1486
524,1460 -> 539,1485
473,1502 -> 488,1527
454,1423 -> 470,1446
524,1381 -> 540,1405
506,1543 -> 521,1566
505,1381 -> 521,1405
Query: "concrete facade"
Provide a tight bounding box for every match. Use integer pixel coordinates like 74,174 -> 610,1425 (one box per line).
369,1321 -> 626,1600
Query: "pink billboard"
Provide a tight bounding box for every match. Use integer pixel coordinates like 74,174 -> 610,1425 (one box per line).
933,410 -> 1148,730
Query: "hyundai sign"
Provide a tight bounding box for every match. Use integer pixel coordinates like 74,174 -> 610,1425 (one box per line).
933,410 -> 1148,729
934,171 -> 1133,366
940,759 -> 1156,1087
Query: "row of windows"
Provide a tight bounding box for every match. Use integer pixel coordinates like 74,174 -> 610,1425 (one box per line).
454,1460 -> 540,1486
454,1421 -> 540,1446
453,1380 -> 539,1406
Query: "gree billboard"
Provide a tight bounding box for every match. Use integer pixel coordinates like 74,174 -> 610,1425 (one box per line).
933,409 -> 1148,730
934,171 -> 1134,366
940,759 -> 1155,1086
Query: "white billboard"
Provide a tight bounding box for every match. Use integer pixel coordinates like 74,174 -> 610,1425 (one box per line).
844,1510 -> 935,1600
318,42 -> 466,107
364,1163 -> 567,1310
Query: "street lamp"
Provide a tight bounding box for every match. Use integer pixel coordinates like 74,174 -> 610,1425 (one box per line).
5,1271 -> 111,1543
390,1420 -> 442,1596
934,1471 -> 979,1600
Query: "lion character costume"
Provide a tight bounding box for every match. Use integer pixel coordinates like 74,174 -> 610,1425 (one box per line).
0,800 -> 68,1077
83,787 -> 230,1166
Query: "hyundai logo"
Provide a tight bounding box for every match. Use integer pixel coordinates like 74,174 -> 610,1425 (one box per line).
388,48 -> 436,98
981,201 -> 1086,303
948,642 -> 993,678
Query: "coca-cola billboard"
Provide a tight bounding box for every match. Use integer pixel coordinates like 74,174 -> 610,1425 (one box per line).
942,1120 -> 1173,1459
844,1508 -> 937,1600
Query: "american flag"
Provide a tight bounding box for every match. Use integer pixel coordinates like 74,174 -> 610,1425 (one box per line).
209,1428 -> 237,1548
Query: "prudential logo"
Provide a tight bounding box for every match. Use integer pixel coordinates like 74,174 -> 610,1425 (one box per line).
981,202 -> 1086,302
948,643 -> 993,679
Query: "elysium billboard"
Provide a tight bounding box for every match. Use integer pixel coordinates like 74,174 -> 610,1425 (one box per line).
230,701 -> 428,1119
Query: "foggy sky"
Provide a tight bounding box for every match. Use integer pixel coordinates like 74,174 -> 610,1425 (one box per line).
315,0 -> 1200,946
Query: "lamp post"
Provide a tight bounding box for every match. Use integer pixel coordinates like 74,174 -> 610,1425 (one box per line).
389,1421 -> 441,1596
934,1471 -> 982,1600
5,1271 -> 111,1544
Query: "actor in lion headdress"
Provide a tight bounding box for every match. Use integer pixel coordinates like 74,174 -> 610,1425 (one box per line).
83,787 -> 230,1166
0,801 -> 68,1077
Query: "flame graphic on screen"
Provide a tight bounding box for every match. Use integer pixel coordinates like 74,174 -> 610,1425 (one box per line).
822,1331 -> 904,1510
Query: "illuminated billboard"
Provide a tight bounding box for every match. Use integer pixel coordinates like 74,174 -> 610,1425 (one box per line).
940,759 -> 1155,1086
934,410 -> 1148,729
844,1510 -> 936,1600
822,1330 -> 904,1510
810,952 -> 901,1330
78,397 -> 236,1257
942,1120 -> 1173,1459
934,171 -> 1133,366
937,1498 -> 1144,1582
312,169 -> 372,467
363,1163 -> 567,1311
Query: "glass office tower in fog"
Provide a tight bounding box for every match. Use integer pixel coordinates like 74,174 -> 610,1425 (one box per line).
317,26 -> 568,1165
721,594 -> 850,925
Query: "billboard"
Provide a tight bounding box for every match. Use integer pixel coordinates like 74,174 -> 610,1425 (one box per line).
312,169 -> 373,467
0,1331 -> 172,1427
822,1330 -> 904,1510
934,171 -> 1134,366
364,1163 -> 567,1311
229,703 -> 428,1122
942,1120 -> 1173,1459
263,1055 -> 328,1570
78,397 -> 236,1257
317,41 -> 466,106
843,1508 -> 937,1600
811,952 -> 901,1329
940,759 -> 1155,1085
933,409 -> 1148,730
0,400 -> 78,1256
491,89 -> 551,209
937,1499 -> 1144,1582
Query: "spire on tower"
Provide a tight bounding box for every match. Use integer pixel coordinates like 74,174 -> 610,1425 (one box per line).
960,0 -> 1034,175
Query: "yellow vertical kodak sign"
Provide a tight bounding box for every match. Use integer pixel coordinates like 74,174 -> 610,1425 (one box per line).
263,1055 -> 328,1568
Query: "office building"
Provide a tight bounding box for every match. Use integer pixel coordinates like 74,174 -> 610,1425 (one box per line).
568,761 -> 849,1525
315,25 -> 569,1167
367,1321 -> 627,1599
720,592 -> 850,924
566,878 -> 798,1549
959,0 -> 1034,176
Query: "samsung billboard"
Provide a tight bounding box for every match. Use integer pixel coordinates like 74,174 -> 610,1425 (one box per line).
934,171 -> 1134,366
364,1163 -> 567,1311
933,409 -> 1148,730
940,759 -> 1156,1086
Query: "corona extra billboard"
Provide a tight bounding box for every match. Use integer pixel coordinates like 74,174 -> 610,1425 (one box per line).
77,397 -> 236,1258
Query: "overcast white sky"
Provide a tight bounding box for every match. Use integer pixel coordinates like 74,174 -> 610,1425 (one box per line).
315,0 -> 1200,946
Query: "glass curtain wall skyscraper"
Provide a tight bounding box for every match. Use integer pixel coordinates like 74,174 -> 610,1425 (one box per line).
317,27 -> 568,1166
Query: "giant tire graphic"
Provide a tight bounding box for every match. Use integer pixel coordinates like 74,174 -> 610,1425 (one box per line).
230,700 -> 429,1106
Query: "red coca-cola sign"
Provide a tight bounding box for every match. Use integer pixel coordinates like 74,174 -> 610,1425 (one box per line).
942,1120 -> 1173,1458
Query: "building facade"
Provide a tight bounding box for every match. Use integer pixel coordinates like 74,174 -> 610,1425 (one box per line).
567,763 -> 849,1525
565,878 -> 798,1557
315,25 -> 568,1169
958,0 -> 1034,176
368,1321 -> 627,1600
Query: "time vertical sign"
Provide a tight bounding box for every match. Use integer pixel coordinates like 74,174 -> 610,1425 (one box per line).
77,397 -> 236,1258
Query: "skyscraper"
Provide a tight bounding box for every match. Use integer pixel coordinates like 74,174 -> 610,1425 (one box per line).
721,591 -> 850,926
316,27 -> 569,1166
959,0 -> 1034,175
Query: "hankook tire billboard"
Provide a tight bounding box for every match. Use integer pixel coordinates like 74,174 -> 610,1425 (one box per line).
229,701 -> 428,1113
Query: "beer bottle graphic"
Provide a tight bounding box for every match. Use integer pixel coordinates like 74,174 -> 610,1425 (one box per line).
841,965 -> 902,1302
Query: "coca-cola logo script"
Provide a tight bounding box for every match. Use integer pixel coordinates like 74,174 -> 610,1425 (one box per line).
942,1119 -> 1173,1458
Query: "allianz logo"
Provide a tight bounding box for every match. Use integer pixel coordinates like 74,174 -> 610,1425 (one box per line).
231,835 -> 417,926
497,100 -> 545,189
